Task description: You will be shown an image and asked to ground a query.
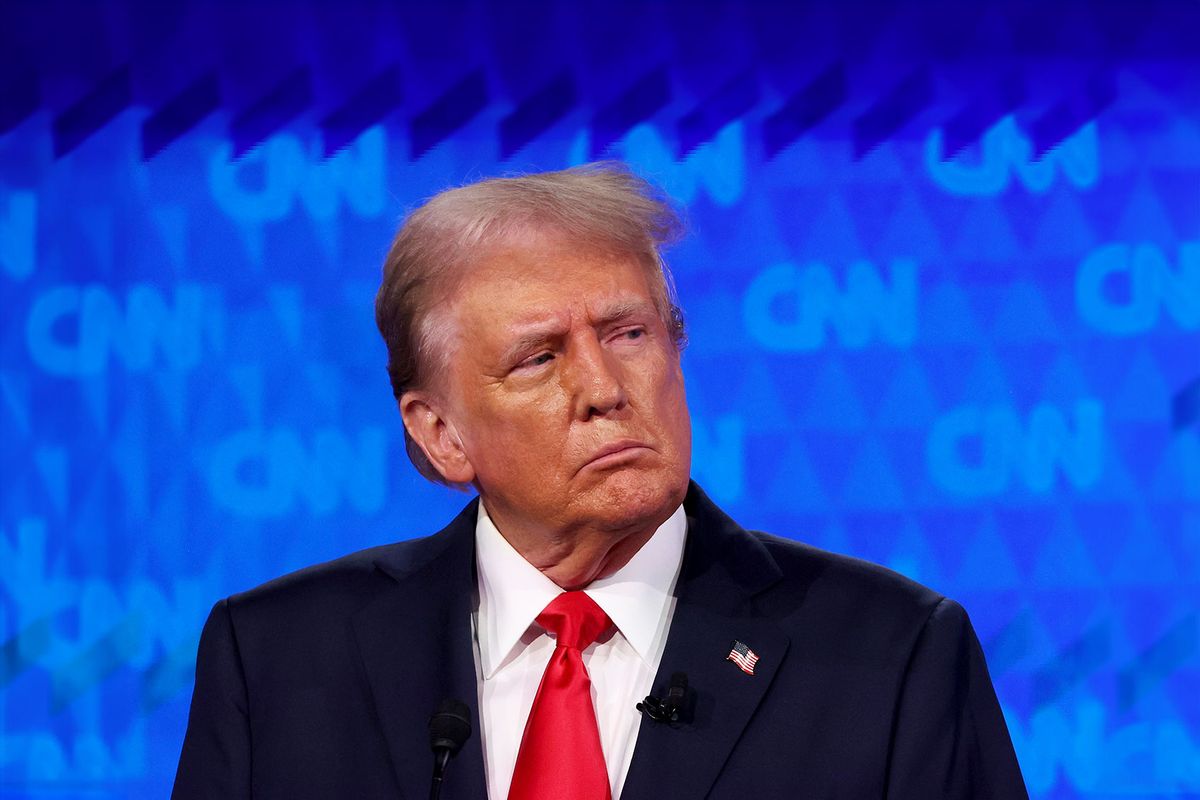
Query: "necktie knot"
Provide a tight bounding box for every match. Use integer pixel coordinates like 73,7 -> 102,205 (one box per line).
537,591 -> 611,651
510,589 -> 612,800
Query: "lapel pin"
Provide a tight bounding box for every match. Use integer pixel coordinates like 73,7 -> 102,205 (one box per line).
726,640 -> 759,675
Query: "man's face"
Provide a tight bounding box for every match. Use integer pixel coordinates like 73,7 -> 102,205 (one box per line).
434,233 -> 691,540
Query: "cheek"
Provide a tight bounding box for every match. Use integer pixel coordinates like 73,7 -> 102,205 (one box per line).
669,392 -> 692,459
652,364 -> 690,444
461,393 -> 569,459
658,357 -> 687,407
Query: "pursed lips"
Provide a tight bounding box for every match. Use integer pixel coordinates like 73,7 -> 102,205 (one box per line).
578,439 -> 653,473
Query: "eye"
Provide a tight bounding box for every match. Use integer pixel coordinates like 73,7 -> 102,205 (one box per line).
516,351 -> 554,370
612,326 -> 646,344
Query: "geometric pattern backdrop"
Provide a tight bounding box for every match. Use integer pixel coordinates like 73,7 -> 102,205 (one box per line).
2,2 -> 1198,797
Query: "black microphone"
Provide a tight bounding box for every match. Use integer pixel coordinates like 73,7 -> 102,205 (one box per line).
428,699 -> 471,800
636,671 -> 689,724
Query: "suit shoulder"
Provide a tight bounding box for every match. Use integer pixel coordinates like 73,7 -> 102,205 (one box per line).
225,532 -> 445,619
751,530 -> 945,627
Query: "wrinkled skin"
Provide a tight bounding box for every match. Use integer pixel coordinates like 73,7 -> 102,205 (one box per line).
401,233 -> 692,589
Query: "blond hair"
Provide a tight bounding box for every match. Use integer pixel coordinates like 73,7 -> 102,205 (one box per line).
374,161 -> 686,485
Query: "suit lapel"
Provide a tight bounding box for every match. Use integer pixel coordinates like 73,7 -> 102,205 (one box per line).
622,484 -> 791,800
351,501 -> 488,800
350,484 -> 786,800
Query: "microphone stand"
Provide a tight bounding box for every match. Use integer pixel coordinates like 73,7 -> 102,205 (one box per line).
429,749 -> 452,800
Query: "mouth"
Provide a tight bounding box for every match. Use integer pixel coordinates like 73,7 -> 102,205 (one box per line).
579,440 -> 654,472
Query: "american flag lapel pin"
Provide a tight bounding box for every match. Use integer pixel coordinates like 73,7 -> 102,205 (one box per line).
727,640 -> 759,675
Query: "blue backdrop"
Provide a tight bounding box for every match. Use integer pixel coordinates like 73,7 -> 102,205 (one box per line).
2,1 -> 1198,797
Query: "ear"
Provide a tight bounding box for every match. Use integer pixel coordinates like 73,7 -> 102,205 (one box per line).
400,390 -> 477,485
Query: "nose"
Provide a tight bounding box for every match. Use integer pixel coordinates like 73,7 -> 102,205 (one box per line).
565,333 -> 628,419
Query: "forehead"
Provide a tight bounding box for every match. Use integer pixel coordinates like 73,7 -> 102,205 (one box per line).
454,236 -> 656,318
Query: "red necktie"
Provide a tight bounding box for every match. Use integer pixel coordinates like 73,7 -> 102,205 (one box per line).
507,591 -> 613,800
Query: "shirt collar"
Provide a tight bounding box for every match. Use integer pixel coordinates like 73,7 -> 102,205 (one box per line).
474,501 -> 688,679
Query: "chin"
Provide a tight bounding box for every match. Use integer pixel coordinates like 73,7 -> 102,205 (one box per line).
585,466 -> 688,532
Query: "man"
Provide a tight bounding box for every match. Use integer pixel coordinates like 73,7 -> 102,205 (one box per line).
173,163 -> 1029,799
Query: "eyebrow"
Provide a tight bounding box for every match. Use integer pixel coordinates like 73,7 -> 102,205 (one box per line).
498,325 -> 565,366
590,298 -> 653,327
495,299 -> 655,367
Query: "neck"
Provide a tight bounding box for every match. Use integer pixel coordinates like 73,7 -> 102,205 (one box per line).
482,505 -> 665,591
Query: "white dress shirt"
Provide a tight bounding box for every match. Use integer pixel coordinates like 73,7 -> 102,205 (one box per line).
472,502 -> 688,800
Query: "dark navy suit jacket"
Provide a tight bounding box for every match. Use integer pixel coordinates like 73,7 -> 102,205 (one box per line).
173,483 -> 1028,799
